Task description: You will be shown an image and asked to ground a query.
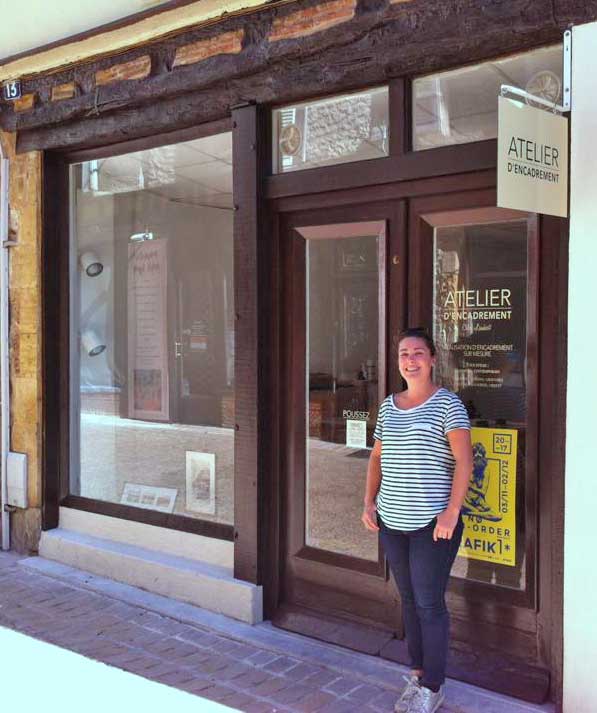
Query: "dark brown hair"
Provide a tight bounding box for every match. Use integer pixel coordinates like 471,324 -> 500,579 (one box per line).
397,327 -> 436,356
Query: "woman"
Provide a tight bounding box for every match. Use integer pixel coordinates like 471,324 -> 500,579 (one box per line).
362,327 -> 472,713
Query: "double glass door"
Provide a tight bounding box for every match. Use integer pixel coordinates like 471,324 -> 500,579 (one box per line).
275,190 -> 546,698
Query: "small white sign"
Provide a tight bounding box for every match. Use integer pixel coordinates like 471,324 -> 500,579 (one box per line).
497,96 -> 568,217
346,419 -> 367,449
186,451 -> 216,515
121,483 -> 177,513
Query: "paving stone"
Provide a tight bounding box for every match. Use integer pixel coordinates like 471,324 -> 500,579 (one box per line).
282,662 -> 322,682
197,683 -> 238,702
303,670 -> 340,689
218,691 -> 261,710
177,650 -> 214,668
317,698 -> 363,713
195,653 -> 234,675
242,702 -> 287,713
346,683 -> 385,702
251,675 -> 295,697
222,641 -> 261,660
228,667 -> 273,691
212,660 -> 255,682
323,676 -> 362,696
263,655 -> 301,674
292,689 -> 338,713
246,650 -> 280,667
370,689 -> 400,710
144,637 -> 185,656
269,682 -> 314,705
176,628 -> 221,648
154,669 -> 198,686
181,677 -> 215,694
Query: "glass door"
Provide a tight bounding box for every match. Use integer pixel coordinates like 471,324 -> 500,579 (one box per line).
276,203 -> 405,647
406,190 -> 547,698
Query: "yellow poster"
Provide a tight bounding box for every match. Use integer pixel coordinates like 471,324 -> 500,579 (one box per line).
458,427 -> 518,566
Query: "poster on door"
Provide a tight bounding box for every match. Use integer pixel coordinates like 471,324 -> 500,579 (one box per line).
458,427 -> 518,566
127,239 -> 169,421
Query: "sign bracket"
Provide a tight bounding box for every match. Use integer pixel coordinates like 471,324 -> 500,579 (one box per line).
500,29 -> 572,114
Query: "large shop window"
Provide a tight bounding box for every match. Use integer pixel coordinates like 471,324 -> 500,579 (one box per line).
272,86 -> 389,173
413,45 -> 563,150
69,133 -> 234,525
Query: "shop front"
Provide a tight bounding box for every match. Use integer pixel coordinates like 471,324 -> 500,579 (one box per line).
0,0 -> 577,708
265,57 -> 566,702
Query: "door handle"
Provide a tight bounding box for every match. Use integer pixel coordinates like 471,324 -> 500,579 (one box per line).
175,341 -> 184,358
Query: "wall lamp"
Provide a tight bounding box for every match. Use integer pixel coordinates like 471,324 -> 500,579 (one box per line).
80,251 -> 104,277
81,329 -> 106,357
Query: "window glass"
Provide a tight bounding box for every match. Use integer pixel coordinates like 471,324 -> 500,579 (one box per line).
273,86 -> 389,173
70,133 -> 234,526
433,217 -> 529,590
300,222 -> 384,562
413,45 -> 563,150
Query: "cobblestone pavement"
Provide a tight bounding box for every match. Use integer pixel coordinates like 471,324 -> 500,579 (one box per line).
0,551 -> 552,713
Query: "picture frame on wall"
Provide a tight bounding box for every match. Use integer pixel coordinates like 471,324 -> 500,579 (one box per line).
185,451 -> 216,515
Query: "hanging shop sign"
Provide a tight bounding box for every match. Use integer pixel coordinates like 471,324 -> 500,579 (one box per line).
458,427 -> 518,567
497,96 -> 568,217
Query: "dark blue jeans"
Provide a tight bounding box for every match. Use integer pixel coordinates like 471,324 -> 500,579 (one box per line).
378,514 -> 464,691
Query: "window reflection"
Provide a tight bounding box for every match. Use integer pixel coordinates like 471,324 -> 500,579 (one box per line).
433,218 -> 529,590
70,133 -> 234,525
413,45 -> 563,150
273,87 -> 389,173
298,222 -> 384,562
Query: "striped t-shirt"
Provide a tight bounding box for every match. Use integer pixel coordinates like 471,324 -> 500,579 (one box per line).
373,387 -> 470,531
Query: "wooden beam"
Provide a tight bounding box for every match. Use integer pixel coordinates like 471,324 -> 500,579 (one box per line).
7,0 -> 591,152
232,103 -> 271,584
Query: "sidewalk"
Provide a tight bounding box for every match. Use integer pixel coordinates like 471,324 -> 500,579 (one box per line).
0,551 -> 554,713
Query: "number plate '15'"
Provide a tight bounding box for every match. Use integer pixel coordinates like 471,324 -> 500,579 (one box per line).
3,81 -> 22,101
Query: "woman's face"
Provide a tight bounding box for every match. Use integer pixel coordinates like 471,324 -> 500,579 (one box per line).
398,337 -> 435,385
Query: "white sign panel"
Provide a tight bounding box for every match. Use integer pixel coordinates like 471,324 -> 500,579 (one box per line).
127,239 -> 170,421
497,96 -> 568,218
346,419 -> 367,449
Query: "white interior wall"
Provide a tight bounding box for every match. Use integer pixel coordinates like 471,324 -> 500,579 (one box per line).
564,21 -> 597,713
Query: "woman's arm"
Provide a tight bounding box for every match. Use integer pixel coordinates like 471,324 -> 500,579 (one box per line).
361,439 -> 382,531
433,428 -> 473,541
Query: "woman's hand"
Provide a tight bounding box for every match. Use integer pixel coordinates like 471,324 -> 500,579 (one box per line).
361,501 -> 379,531
433,507 -> 460,541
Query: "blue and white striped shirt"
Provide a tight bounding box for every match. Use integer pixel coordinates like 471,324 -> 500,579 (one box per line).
373,388 -> 470,531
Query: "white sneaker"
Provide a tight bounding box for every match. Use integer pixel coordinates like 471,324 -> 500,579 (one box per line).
394,674 -> 421,713
406,684 -> 445,713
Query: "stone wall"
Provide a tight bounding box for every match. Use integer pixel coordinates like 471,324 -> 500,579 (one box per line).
0,131 -> 42,553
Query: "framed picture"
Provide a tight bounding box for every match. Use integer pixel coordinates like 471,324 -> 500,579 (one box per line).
185,452 -> 216,515
121,483 -> 177,513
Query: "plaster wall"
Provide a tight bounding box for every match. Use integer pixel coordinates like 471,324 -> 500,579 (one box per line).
564,20 -> 597,713
0,0 -> 278,81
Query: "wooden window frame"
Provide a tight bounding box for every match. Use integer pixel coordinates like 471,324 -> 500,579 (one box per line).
409,196 -> 540,613
42,117 -> 237,542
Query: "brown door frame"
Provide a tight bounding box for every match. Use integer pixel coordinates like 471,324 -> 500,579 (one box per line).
266,171 -> 565,704
274,200 -> 407,640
